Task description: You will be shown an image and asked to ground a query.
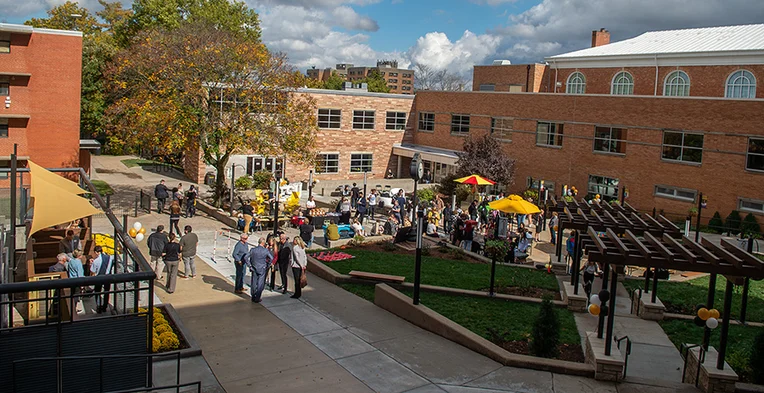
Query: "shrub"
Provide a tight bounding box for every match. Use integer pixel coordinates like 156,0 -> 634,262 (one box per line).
725,210 -> 743,235
751,328 -> 764,384
416,188 -> 436,203
234,176 -> 254,190
152,337 -> 162,353
522,189 -> 538,201
155,323 -> 172,334
382,241 -> 397,252
436,173 -> 472,204
158,331 -> 180,351
708,212 -> 724,234
251,170 -> 273,189
153,316 -> 166,327
421,245 -> 431,256
484,238 -> 512,259
530,297 -> 560,358
741,213 -> 761,238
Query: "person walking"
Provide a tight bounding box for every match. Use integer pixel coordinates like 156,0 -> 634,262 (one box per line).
266,235 -> 279,290
232,233 -> 249,293
245,237 -> 273,303
147,225 -> 169,280
241,201 -> 255,235
581,259 -> 600,298
534,211 -> 544,242
290,237 -> 308,299
185,185 -> 198,218
350,183 -> 360,209
355,192 -> 367,224
176,183 -> 185,208
169,200 -> 182,236
179,225 -> 198,279
299,220 -> 314,248
277,234 -> 292,294
549,212 -> 559,245
162,233 -> 181,294
90,245 -> 113,313
566,230 -> 577,265
154,180 -> 170,214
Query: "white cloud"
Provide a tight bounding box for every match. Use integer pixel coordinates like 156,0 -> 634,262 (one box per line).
331,6 -> 379,31
408,31 -> 501,74
0,0 -> 109,19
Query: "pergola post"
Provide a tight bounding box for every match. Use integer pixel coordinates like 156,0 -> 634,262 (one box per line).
571,232 -> 580,288
597,261 -> 610,339
651,267 -> 659,303
717,279 -> 734,370
556,223 -> 564,263
644,265 -> 651,293
740,237 -> 754,324
604,267 -> 618,356
702,273 -> 717,350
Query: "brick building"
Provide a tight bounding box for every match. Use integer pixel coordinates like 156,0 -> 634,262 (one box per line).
0,23 -> 83,171
308,60 -> 415,95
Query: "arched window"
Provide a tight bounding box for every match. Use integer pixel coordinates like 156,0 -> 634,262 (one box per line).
611,71 -> 634,95
664,70 -> 690,96
566,72 -> 586,94
725,70 -> 757,99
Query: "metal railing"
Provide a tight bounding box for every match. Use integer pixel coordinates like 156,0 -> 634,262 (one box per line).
139,190 -> 153,214
615,335 -> 632,379
680,343 -> 706,387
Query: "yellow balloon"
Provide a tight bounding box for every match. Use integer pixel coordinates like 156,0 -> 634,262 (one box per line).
589,304 -> 601,316
709,309 -> 720,320
698,307 -> 710,321
128,228 -> 137,238
138,227 -> 146,234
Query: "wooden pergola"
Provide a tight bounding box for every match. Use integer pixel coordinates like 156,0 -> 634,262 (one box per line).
580,227 -> 764,370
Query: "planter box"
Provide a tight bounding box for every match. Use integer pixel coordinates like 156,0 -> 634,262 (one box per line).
156,304 -> 202,358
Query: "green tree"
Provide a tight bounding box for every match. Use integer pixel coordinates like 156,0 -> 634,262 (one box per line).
741,213 -> 761,238
708,211 -> 724,234
106,22 -> 317,206
530,297 -> 560,358
359,70 -> 390,93
725,210 -> 743,235
322,71 -> 346,90
25,1 -> 103,35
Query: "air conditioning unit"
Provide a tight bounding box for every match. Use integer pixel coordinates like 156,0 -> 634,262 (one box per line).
4,96 -> 10,108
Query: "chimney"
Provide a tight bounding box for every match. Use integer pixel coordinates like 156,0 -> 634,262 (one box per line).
591,28 -> 610,47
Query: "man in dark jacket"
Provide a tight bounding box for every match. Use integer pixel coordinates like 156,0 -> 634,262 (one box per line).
299,221 -> 314,248
277,234 -> 292,294
147,225 -> 169,280
350,183 -> 360,209
245,237 -> 272,302
154,180 -> 170,214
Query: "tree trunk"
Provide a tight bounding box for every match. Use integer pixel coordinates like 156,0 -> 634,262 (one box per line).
213,158 -> 230,208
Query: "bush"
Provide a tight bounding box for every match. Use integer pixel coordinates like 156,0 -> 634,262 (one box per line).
522,189 -> 538,201
725,210 -> 743,235
708,212 -> 724,234
382,241 -> 397,252
530,297 -> 560,358
235,176 -> 254,190
152,337 -> 162,353
416,188 -> 436,203
741,213 -> 761,238
251,170 -> 273,189
158,331 -> 180,351
751,329 -> 764,384
155,323 -> 172,334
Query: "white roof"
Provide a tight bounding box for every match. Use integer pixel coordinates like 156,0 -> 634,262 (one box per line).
549,24 -> 764,60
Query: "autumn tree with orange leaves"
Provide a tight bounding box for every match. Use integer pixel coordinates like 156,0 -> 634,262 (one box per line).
106,22 -> 317,206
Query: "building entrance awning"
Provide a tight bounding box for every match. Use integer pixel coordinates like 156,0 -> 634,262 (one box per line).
392,143 -> 460,166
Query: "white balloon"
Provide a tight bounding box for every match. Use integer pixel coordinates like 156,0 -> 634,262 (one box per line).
133,222 -> 142,230
590,294 -> 601,306
135,233 -> 145,242
706,317 -> 718,329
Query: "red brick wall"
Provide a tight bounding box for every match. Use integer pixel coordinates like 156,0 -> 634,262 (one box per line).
0,30 -> 82,168
473,64 -> 542,92
411,91 -> 764,217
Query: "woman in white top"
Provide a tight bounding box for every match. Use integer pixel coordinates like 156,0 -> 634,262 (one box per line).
351,218 -> 365,237
306,195 -> 316,210
367,190 -> 377,219
290,237 -> 308,299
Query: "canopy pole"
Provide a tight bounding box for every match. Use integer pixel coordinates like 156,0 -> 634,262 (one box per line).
597,261 -> 610,339
604,267 -> 618,356
702,273 -> 717,351
717,279 -> 734,370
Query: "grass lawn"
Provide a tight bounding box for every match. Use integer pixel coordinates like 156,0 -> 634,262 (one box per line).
321,248 -> 559,293
660,319 -> 763,383
90,180 -> 114,196
623,276 -> 764,323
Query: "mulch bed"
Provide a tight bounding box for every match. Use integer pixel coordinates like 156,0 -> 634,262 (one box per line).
494,340 -> 585,363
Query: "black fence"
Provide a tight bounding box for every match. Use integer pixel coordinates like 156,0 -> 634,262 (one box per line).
139,190 -> 152,214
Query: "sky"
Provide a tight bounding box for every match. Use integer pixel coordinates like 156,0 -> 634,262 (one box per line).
3,0 -> 764,77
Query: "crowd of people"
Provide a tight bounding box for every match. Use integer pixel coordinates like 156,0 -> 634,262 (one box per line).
232,232 -> 307,302
154,179 -> 199,234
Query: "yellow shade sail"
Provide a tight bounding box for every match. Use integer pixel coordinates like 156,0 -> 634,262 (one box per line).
28,162 -> 101,237
488,194 -> 541,215
29,161 -> 87,197
453,174 -> 495,186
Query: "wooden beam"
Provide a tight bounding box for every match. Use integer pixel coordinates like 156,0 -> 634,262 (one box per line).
663,234 -> 697,263
630,212 -> 649,228
587,226 -> 608,255
624,230 -> 651,257
682,236 -> 721,265
642,213 -> 665,230
606,228 -> 629,255
576,208 -> 590,223
720,239 -> 764,271
617,211 -> 635,228
564,206 -> 574,222
657,215 -> 681,233
623,202 -> 638,214
643,231 -> 675,262
701,238 -> 743,268
590,208 -> 604,223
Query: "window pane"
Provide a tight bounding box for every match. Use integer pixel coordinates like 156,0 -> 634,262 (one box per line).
747,153 -> 764,171
683,134 -> 704,148
0,83 -> 8,96
663,132 -> 683,146
662,146 -> 682,160
682,147 -> 703,163
0,41 -> 9,54
0,124 -> 7,138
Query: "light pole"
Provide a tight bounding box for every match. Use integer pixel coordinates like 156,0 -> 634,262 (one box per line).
308,169 -> 314,200
695,193 -> 707,242
410,153 -> 424,305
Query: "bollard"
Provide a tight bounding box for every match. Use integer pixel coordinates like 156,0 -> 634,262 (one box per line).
226,230 -> 232,260
212,230 -> 218,264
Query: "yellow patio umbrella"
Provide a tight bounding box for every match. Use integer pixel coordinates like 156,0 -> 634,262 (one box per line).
489,194 -> 541,215
453,174 -> 496,186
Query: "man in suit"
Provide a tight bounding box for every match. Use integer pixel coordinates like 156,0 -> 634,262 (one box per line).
154,179 -> 170,214
245,237 -> 273,302
232,233 -> 250,293
59,229 -> 81,256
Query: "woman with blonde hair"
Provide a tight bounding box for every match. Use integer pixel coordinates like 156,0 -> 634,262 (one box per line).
266,234 -> 279,291
290,237 -> 308,299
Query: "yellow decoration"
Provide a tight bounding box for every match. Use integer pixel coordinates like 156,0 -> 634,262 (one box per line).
285,191 -> 300,213
697,308 -> 710,321
128,228 -> 137,238
158,331 -> 180,351
152,337 -> 161,353
588,304 -> 601,316
138,227 -> 146,235
93,233 -> 115,255
709,309 -> 720,320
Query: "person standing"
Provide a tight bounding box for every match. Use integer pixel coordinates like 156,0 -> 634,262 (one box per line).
549,212 -> 559,245
391,199 -> 402,225
277,234 -> 292,294
442,207 -> 453,234
355,192 -> 367,224
179,225 -> 199,279
266,235 -> 279,290
468,200 -> 478,221
185,185 -> 198,218
154,180 -> 170,214
68,250 -> 86,313
176,183 -> 185,208
49,253 -> 67,273
350,183 -> 360,209
59,229 -> 82,256
162,233 -> 181,294
566,230 -> 577,265
306,195 -> 316,210
90,246 -> 113,313
147,225 -> 168,280
299,220 -> 314,248
367,190 -> 377,220
290,237 -> 308,299
232,233 -> 250,293
169,200 -> 182,236
241,202 -> 255,235
396,189 -> 407,218
340,197 -> 351,225
246,237 -> 273,303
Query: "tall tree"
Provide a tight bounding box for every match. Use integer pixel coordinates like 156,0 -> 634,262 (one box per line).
413,63 -> 468,91
106,22 -> 317,205
25,1 -> 103,35
321,71 -> 346,90
359,70 -> 390,93
455,134 -> 516,185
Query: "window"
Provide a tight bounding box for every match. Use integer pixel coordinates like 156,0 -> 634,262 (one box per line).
352,110 -> 375,129
315,153 -> 339,174
451,114 -> 470,134
739,198 -> 764,215
402,86 -> 411,91
0,82 -> 8,96
664,70 -> 690,96
536,122 -> 563,147
386,111 -> 407,130
747,137 -> 764,172
726,70 -> 756,99
611,71 -> 634,95
403,73 -> 412,78
390,72 -> 398,77
0,41 -> 8,54
491,117 -> 512,141
588,175 -> 619,199
317,108 -> 341,129
0,119 -> 7,138
350,153 -> 373,172
403,80 -> 412,84
418,112 -> 434,131
390,85 -> 398,90
566,72 -> 586,94
655,185 -> 697,202
593,126 -> 626,154
479,84 -> 495,91
662,131 -> 703,164
388,79 -> 398,83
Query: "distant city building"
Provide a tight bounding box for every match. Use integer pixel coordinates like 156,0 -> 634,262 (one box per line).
306,60 -> 414,95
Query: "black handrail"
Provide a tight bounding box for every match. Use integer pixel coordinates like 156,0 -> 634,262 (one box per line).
680,343 -> 705,386
615,335 -> 632,378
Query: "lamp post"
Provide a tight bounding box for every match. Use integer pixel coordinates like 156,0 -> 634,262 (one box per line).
308,169 -> 314,200
273,175 -> 281,236
695,193 -> 707,242
363,170 -> 368,198
410,153 -> 424,305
